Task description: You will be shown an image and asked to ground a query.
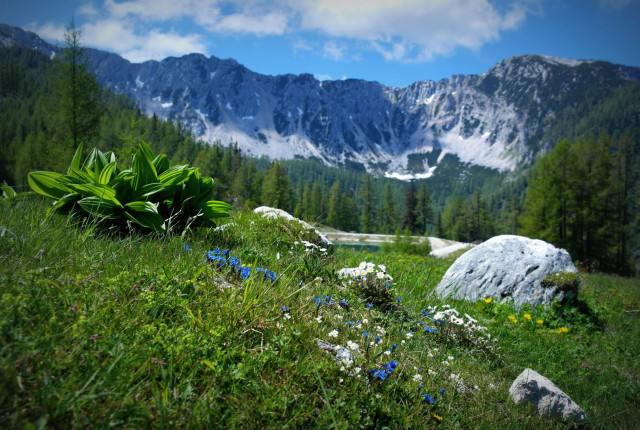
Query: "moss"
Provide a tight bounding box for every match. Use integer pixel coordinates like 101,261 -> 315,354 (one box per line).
541,272 -> 579,295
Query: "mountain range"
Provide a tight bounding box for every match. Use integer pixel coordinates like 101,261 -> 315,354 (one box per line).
2,23 -> 640,178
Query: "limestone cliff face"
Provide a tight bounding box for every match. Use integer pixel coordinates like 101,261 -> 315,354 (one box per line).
3,23 -> 639,176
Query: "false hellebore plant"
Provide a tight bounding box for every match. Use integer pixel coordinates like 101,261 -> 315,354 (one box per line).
28,141 -> 231,233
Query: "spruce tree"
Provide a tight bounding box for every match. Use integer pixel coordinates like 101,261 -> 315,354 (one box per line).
326,180 -> 342,228
403,180 -> 418,233
415,182 -> 432,235
359,174 -> 376,233
55,17 -> 102,149
261,162 -> 293,212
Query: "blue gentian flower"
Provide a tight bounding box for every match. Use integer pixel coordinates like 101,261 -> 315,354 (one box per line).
374,336 -> 382,343
391,344 -> 397,350
423,394 -> 436,404
281,306 -> 290,314
396,297 -> 402,301
184,245 -> 192,251
422,310 -> 431,317
384,360 -> 397,372
366,303 -> 373,308
370,369 -> 388,381
363,331 -> 369,341
439,389 -> 445,396
338,299 -> 349,310
424,327 -> 438,333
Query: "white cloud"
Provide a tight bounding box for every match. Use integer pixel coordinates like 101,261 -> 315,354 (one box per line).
322,41 -> 347,60
78,2 -> 99,17
216,11 -> 289,36
80,19 -> 207,62
26,21 -> 66,42
31,0 -> 537,63
293,0 -> 533,62
314,73 -> 332,81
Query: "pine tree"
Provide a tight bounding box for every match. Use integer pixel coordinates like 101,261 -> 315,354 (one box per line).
326,180 -> 342,228
310,183 -> 324,222
415,182 -> 432,235
261,162 -> 293,212
403,180 -> 418,234
379,183 -> 398,234
54,17 -> 102,149
359,174 -> 376,233
339,193 -> 359,232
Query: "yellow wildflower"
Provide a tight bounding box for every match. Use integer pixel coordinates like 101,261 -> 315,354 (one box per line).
485,298 -> 492,303
433,414 -> 443,422
559,327 -> 569,333
524,314 -> 531,320
508,315 -> 518,323
536,319 -> 544,325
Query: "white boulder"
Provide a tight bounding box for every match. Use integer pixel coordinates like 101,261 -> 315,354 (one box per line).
435,235 -> 577,307
510,368 -> 588,424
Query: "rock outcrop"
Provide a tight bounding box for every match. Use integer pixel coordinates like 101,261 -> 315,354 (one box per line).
435,235 -> 577,307
253,206 -> 332,246
510,368 -> 588,424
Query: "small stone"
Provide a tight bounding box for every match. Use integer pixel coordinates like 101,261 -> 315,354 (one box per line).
509,368 -> 588,424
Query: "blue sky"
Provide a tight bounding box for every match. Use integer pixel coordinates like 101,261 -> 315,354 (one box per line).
2,0 -> 639,87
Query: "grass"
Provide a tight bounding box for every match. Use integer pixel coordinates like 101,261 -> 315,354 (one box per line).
1,198 -> 639,429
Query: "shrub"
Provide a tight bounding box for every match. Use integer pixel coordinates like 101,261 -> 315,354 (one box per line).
28,141 -> 231,233
380,230 -> 432,256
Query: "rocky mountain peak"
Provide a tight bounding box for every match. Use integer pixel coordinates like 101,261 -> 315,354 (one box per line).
3,23 -> 639,178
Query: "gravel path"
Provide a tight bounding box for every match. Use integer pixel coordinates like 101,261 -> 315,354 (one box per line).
319,230 -> 472,257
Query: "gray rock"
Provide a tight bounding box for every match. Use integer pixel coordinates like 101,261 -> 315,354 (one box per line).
435,235 -> 577,307
510,368 -> 588,424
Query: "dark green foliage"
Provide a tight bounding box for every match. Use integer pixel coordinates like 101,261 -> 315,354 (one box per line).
261,161 -> 294,212
28,142 -> 231,233
55,19 -> 103,149
440,191 -> 494,242
359,173 -> 376,233
403,180 -> 418,233
520,134 -> 638,274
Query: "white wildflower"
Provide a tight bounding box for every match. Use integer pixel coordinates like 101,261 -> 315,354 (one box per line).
328,329 -> 339,338
413,374 -> 423,382
346,340 -> 359,351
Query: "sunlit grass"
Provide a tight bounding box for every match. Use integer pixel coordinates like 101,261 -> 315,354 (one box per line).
1,199 -> 638,428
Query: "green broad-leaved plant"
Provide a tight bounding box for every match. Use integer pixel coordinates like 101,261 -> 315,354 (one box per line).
28,141 -> 231,233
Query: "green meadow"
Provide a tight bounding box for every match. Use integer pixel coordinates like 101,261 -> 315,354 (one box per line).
1,199 -> 639,429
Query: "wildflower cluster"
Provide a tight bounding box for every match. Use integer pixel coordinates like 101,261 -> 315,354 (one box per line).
370,360 -> 397,382
205,248 -> 278,282
419,304 -> 492,349
338,261 -> 396,307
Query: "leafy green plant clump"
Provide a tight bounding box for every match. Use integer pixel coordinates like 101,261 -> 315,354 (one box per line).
28,141 -> 231,233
